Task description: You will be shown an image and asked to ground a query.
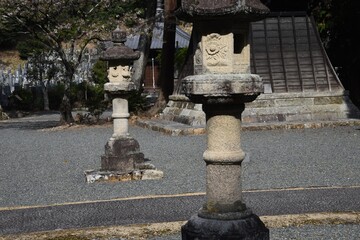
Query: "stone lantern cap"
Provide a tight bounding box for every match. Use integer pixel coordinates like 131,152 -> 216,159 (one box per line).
182,74 -> 264,104
176,0 -> 270,22
100,27 -> 140,62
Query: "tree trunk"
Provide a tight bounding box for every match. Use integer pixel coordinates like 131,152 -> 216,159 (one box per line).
147,0 -> 176,116
42,85 -> 50,111
59,80 -> 74,124
58,51 -> 76,124
147,90 -> 167,116
0,105 -> 4,120
132,0 -> 156,90
39,70 -> 50,111
159,0 -> 176,102
60,92 -> 74,124
132,33 -> 152,90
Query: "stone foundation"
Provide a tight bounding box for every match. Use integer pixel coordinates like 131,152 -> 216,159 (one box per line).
85,136 -> 164,183
101,137 -> 144,172
182,213 -> 269,240
161,91 -> 360,126
84,167 -> 164,183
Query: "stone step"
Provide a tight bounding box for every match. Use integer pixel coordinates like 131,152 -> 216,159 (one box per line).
135,118 -> 360,136
135,119 -> 206,136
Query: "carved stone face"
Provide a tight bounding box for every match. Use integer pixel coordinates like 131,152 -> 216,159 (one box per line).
193,22 -> 251,74
201,32 -> 233,73
108,65 -> 131,82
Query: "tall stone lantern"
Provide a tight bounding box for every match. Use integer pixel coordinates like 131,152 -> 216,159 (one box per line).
85,27 -> 163,182
176,1 -> 270,239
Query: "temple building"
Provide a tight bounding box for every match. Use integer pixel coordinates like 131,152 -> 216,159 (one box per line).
161,12 -> 360,125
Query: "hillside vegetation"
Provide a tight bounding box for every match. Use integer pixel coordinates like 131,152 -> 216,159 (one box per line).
0,50 -> 26,72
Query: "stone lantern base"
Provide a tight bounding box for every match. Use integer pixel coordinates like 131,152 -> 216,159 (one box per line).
182,212 -> 269,240
101,136 -> 145,172
84,167 -> 163,183
85,136 -> 163,183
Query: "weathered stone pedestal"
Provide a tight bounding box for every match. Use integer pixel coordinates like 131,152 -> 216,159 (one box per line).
181,75 -> 269,240
182,213 -> 268,240
85,27 -> 163,183
181,104 -> 269,239
176,0 -> 270,238
100,94 -> 145,173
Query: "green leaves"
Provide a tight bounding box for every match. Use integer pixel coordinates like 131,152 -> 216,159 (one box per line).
0,0 -> 150,50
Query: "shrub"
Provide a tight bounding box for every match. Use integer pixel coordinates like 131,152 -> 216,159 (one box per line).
85,83 -> 108,120
128,90 -> 147,114
9,88 -> 34,111
48,84 -> 64,110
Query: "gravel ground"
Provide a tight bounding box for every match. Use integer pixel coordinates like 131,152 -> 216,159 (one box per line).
1,112 -> 360,239
0,113 -> 359,207
149,224 -> 360,240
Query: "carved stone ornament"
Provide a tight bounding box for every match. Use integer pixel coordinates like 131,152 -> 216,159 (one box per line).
202,33 -> 232,73
108,65 -> 131,83
204,33 -> 229,66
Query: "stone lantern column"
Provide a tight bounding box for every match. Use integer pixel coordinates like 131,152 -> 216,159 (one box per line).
176,1 -> 270,239
85,27 -> 163,183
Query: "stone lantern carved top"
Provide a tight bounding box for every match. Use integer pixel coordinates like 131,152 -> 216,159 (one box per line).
101,27 -> 140,94
176,0 -> 270,22
100,27 -> 140,61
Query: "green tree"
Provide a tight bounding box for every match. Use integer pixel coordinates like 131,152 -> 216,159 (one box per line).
17,39 -> 61,111
0,0 -> 150,123
309,0 -> 360,107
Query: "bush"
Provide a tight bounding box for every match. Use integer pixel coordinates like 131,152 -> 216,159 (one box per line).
48,84 -> 64,110
85,83 -> 108,120
91,60 -> 108,85
128,90 -> 147,114
8,88 -> 35,111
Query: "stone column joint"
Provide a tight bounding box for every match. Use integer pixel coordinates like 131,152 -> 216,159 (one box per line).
203,150 -> 245,164
112,113 -> 130,118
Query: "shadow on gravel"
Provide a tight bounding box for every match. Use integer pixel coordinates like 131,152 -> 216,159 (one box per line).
0,120 -> 60,130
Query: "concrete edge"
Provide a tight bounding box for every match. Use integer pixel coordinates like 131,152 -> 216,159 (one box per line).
1,212 -> 359,240
135,118 -> 360,135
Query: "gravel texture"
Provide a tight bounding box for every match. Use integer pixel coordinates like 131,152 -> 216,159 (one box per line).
1,112 -> 360,239
270,224 -> 360,239
149,224 -> 360,240
0,113 -> 360,207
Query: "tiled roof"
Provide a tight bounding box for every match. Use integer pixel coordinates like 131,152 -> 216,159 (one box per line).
250,12 -> 343,93
175,12 -> 344,94
125,22 -> 190,50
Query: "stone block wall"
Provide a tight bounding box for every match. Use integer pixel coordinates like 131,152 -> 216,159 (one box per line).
161,95 -> 206,126
161,91 -> 360,126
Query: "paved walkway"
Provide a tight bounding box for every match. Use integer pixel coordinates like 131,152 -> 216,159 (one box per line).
0,112 -> 360,239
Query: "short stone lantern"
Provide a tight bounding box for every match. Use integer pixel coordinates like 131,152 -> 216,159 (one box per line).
176,1 -> 270,239
85,27 -> 163,183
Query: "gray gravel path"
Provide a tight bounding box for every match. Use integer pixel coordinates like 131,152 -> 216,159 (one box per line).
149,224 -> 360,240
0,113 -> 360,207
1,187 -> 359,235
1,112 -> 360,239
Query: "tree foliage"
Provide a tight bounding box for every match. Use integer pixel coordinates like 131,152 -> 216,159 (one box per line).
0,0 -> 149,123
309,0 -> 360,106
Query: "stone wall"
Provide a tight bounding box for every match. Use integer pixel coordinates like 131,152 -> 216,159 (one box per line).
160,91 -> 360,126
161,95 -> 206,126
